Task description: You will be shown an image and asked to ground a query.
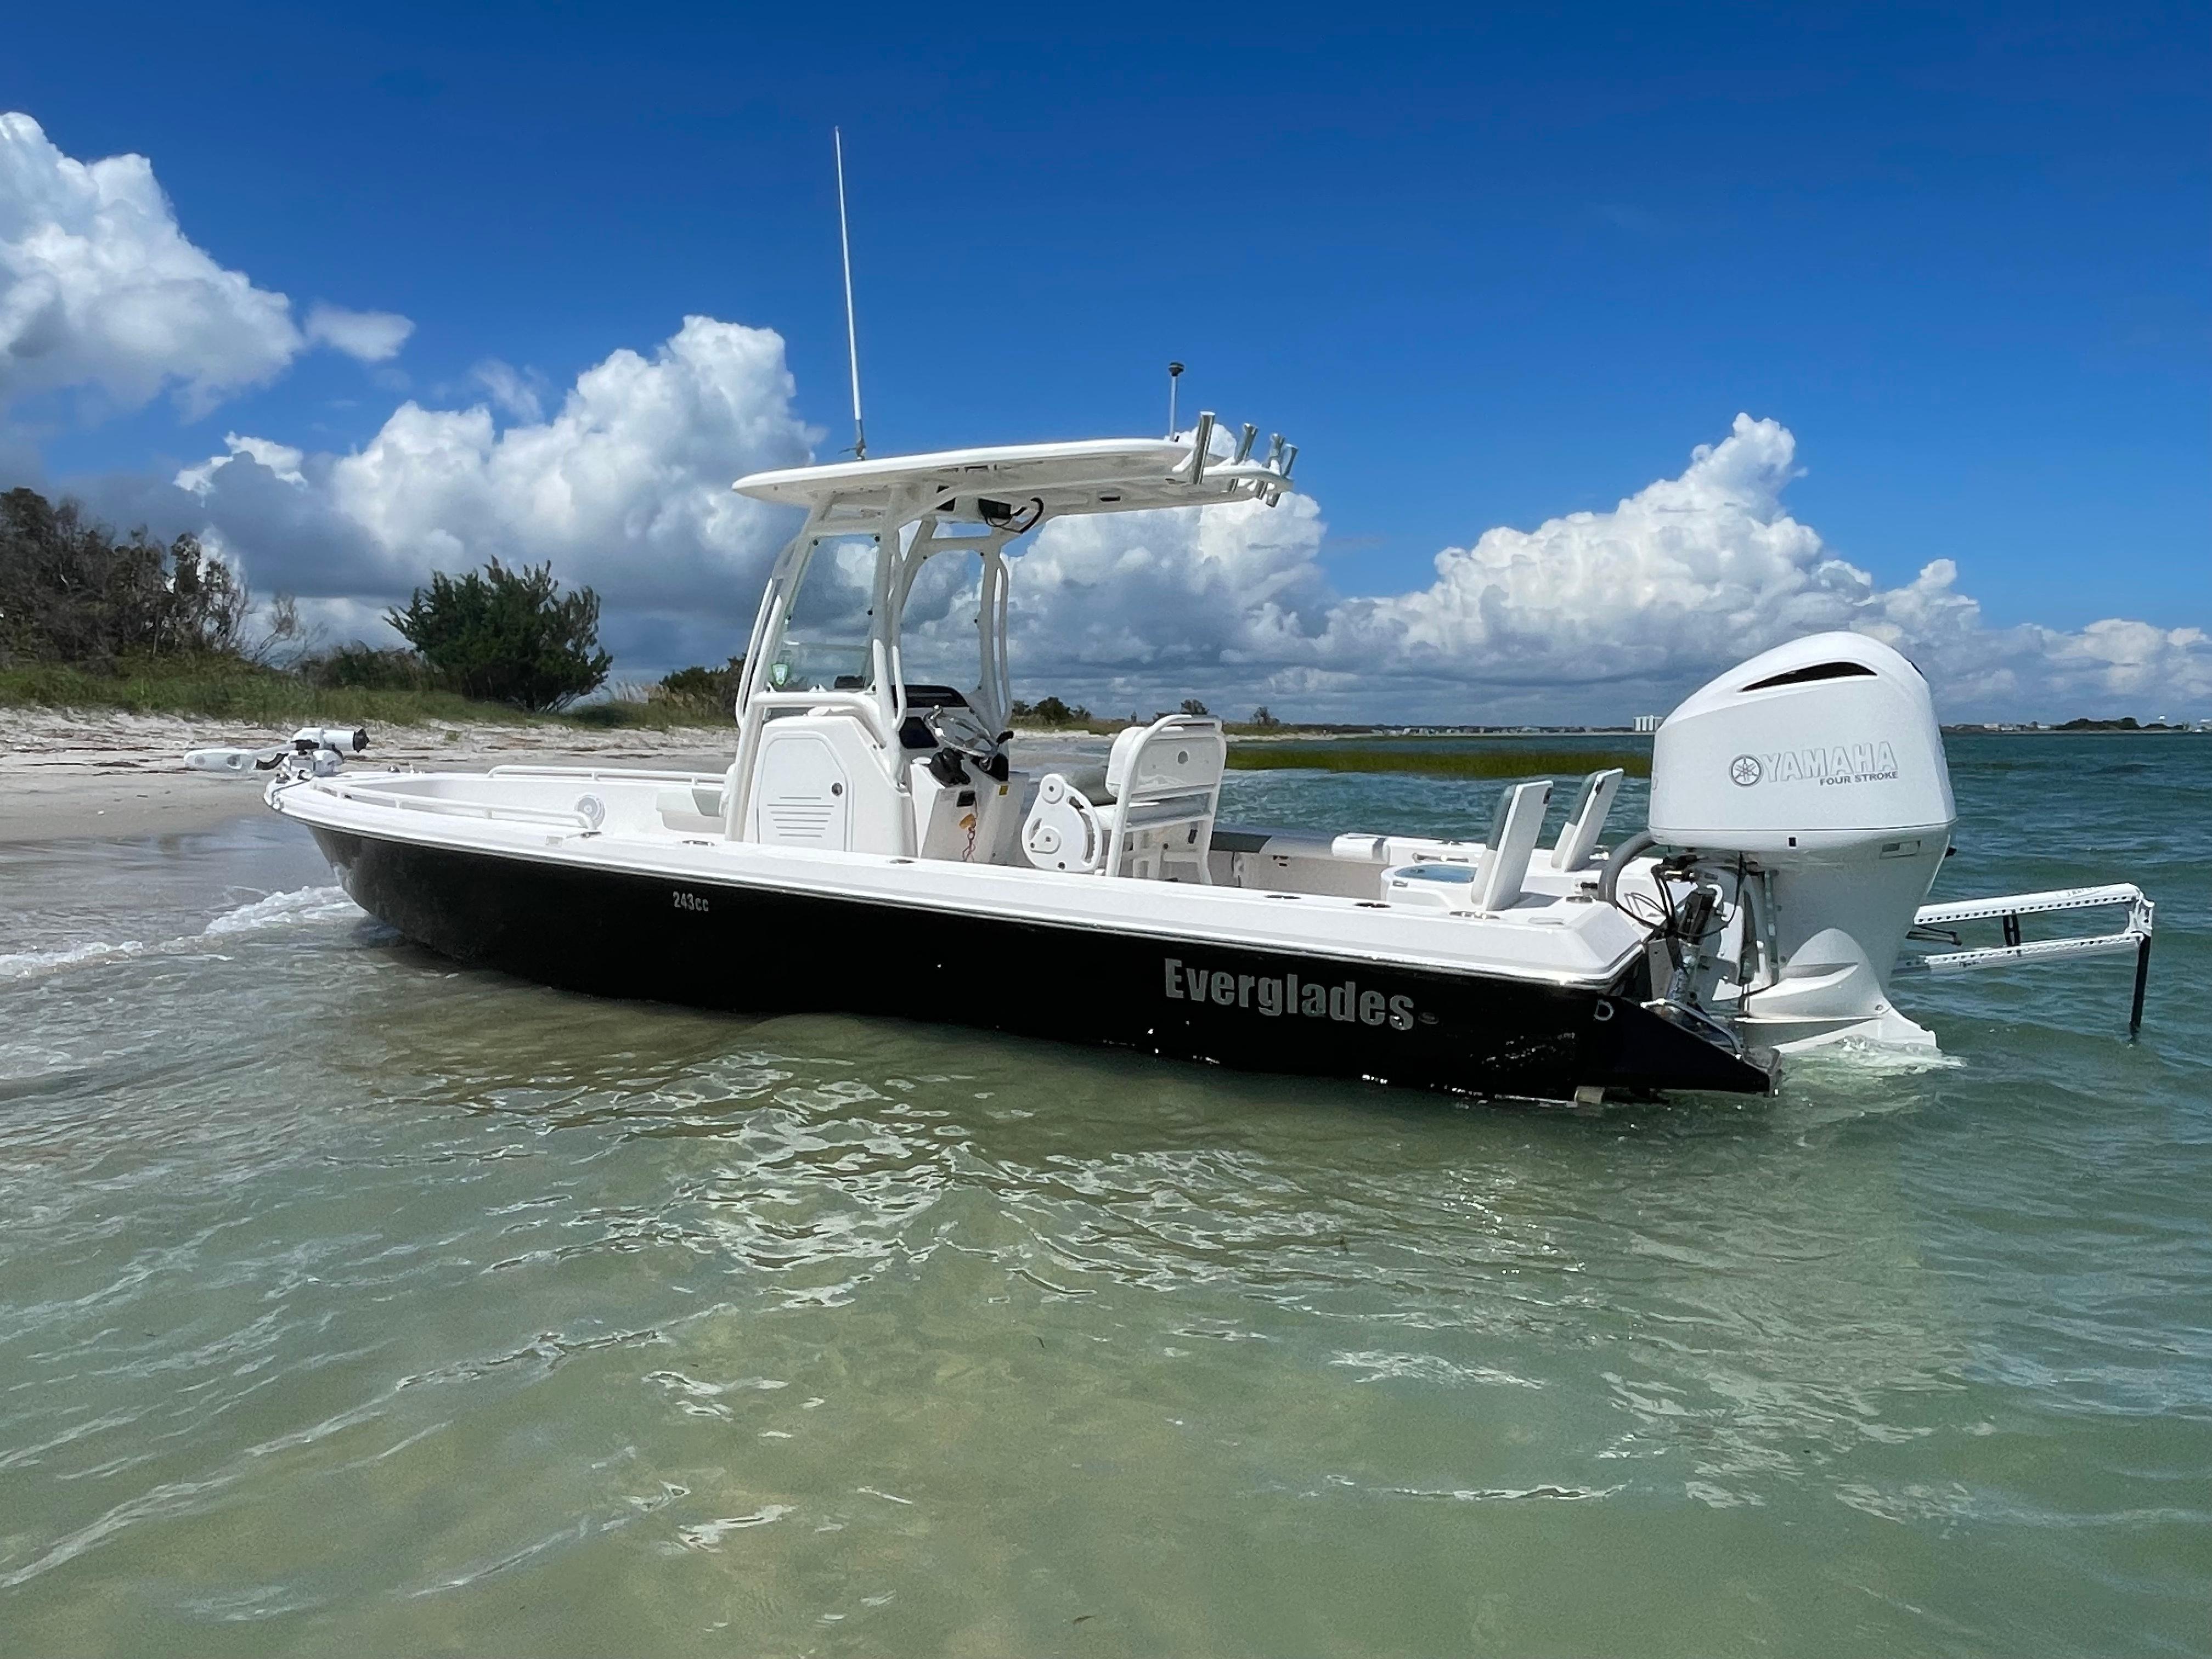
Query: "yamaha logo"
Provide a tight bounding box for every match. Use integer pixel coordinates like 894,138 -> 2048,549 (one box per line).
1730,741 -> 1903,787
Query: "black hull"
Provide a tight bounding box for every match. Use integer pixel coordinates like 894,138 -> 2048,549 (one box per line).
311,828 -> 1776,1103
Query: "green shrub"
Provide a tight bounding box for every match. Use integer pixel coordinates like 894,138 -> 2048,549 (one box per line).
297,644 -> 439,691
386,559 -> 612,712
1016,695 -> 1092,727
656,656 -> 745,713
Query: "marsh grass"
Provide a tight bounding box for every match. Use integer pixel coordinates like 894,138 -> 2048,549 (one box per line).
1226,744 -> 1650,780
0,658 -> 730,730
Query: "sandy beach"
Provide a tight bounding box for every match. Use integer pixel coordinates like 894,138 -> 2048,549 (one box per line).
0,707 -> 736,843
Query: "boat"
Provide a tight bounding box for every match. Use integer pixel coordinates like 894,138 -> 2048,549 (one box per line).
189,418 -> 2156,1104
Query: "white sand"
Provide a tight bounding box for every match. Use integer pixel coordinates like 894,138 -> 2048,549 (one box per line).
0,707 -> 736,843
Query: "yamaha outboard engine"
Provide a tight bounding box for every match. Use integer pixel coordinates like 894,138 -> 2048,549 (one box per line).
1646,633 -> 1955,1048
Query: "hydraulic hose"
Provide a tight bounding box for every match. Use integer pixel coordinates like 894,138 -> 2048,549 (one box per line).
1596,829 -> 1658,910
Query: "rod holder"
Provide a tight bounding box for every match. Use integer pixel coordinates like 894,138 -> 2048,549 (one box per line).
1184,411 -> 1216,483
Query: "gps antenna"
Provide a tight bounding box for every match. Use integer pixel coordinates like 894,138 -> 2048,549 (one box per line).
834,128 -> 866,460
1167,361 -> 1184,437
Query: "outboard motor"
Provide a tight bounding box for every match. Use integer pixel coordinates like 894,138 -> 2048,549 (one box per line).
1647,633 -> 1955,1048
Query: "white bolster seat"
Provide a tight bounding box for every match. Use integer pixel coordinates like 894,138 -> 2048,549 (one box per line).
1099,714 -> 1226,881
1020,714 -> 1227,881
1547,767 -> 1625,872
1379,781 -> 1555,915
1472,778 -> 1553,913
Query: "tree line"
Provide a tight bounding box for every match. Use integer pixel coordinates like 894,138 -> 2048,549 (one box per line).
3,487 -> 1295,725
1,488 -> 249,667
1,487 -> 617,712
1008,696 -> 1281,730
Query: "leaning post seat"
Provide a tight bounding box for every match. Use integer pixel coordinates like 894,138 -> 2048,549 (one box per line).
1100,714 -> 1227,881
1020,714 -> 1227,880
1020,773 -> 1104,871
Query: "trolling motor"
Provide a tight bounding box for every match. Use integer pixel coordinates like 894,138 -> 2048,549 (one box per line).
184,726 -> 368,781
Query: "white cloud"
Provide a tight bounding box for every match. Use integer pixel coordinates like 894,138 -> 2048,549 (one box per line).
0,112 -> 411,420
173,432 -> 305,493
3,116 -> 2196,720
1006,493 -> 1333,679
468,358 -> 548,423
157,327 -> 2205,719
1,112 -> 300,417
177,314 -> 817,663
302,302 -> 413,363
1003,414 -> 2212,721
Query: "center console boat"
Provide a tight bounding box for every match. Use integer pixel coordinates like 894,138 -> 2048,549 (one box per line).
205,419 -> 2154,1103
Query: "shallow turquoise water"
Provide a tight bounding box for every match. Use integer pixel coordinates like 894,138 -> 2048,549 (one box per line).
1,736 -> 2205,1655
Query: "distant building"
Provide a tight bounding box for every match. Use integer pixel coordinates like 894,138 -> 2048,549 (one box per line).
1633,714 -> 1661,734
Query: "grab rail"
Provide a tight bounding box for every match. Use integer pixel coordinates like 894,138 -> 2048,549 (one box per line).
315,778 -> 593,830
486,765 -> 724,785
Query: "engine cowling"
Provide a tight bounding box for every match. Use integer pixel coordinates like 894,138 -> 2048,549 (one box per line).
1651,632 -> 1952,853
1647,633 -> 1956,1048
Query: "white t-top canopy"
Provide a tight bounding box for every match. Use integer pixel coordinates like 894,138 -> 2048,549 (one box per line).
732,427 -> 1294,520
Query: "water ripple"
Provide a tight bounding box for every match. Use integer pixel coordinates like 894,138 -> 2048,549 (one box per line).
1,749 -> 2208,1653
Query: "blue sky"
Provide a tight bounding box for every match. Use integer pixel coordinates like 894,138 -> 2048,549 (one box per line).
2,3 -> 2206,716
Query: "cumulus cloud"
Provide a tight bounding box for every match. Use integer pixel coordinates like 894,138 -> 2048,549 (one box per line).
302,302 -> 413,363
176,314 -> 816,662
0,112 -> 409,419
147,326 -> 2204,720
1006,493 -> 1333,681
2,112 -> 2197,720
1003,415 -> 2212,721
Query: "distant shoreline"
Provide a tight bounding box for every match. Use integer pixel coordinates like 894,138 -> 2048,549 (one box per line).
1940,725 -> 2208,736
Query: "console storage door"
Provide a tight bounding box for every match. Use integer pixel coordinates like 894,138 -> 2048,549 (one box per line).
750,728 -> 851,849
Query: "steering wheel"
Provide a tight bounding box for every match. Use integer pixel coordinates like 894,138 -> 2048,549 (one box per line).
924,706 -> 1015,784
925,704 -> 1010,764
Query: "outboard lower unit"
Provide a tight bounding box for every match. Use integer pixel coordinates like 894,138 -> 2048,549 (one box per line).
1627,631 -> 2153,1052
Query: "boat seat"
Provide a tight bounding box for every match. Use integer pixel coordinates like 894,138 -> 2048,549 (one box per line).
1547,768 -> 1624,871
1057,761 -> 1110,801
1373,782 -> 1553,915
1473,779 -> 1552,912
1019,715 -> 1226,881
1100,714 -> 1226,881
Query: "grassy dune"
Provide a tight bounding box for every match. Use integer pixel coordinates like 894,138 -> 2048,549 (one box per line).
1226,744 -> 1650,780
0,661 -> 729,729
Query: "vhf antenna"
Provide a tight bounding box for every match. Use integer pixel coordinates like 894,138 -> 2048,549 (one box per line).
1166,360 -> 1184,436
834,127 -> 866,460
